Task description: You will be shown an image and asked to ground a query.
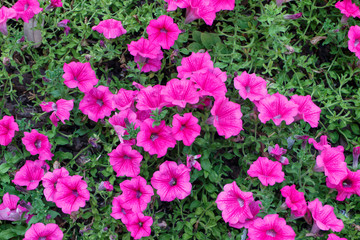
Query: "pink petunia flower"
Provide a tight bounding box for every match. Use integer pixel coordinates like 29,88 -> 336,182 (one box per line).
92,19 -> 127,39
79,86 -> 114,122
0,193 -> 28,221
0,6 -> 17,35
290,95 -> 321,128
0,115 -> 19,146
108,109 -> 139,144
136,85 -> 168,111
45,0 -> 63,10
161,78 -> 199,108
215,181 -> 254,224
184,0 -> 216,26
12,0 -> 43,23
108,143 -> 143,177
12,160 -> 44,190
308,135 -> 333,152
40,99 -> 74,126
191,70 -> 227,99
111,196 -> 134,224
62,62 -> 99,92
258,92 -> 299,126
268,144 -> 289,165
234,71 -> 268,102
22,129 -> 53,161
280,185 -> 307,217
172,113 -> 201,146
348,25 -> 360,59
186,154 -> 201,171
335,0 -> 360,20
326,168 -> 360,201
247,157 -> 285,186
98,181 -> 113,191
57,19 -> 71,36
213,0 -> 235,12
177,51 -> 214,79
146,15 -> 181,49
327,233 -> 348,240
151,161 -> 192,201
210,97 -> 243,139
53,175 -> 90,214
247,214 -> 296,240
42,167 -> 69,202
113,89 -> 137,111
126,213 -> 153,240
24,223 -> 63,240
229,200 -> 262,229
308,198 -> 344,233
163,0 -> 188,11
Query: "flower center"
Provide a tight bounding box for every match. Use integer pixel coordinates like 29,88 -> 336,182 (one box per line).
169,177 -> 177,186
180,125 -> 186,131
96,99 -> 104,107
343,179 -> 352,188
72,190 -> 79,197
123,155 -> 131,160
160,28 -> 168,33
273,114 -> 282,119
136,190 -> 142,199
245,86 -> 251,93
38,237 -> 47,240
24,4 -> 29,11
237,198 -> 244,207
34,139 -> 42,149
266,229 -> 277,237
138,222 -> 143,227
121,208 -> 127,215
355,39 -> 360,47
150,133 -> 159,141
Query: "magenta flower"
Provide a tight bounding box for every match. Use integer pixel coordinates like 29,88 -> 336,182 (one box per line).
108,144 -> 143,177
308,135 -> 332,151
98,181 -> 113,192
348,25 -> 360,59
12,160 -> 44,190
136,85 -> 168,111
0,193 -> 28,221
92,19 -> 127,39
126,213 -> 153,240
111,196 -> 134,224
42,167 -> 69,202
40,99 -> 74,126
24,223 -> 63,240
0,115 -> 19,146
316,147 -> 347,185
161,78 -> 199,108
210,97 -> 243,139
215,181 -> 254,224
308,198 -> 344,233
353,146 -> 360,168
53,175 -> 90,214
247,214 -> 296,240
177,52 -> 214,79
327,234 -> 348,240
113,88 -> 137,111
12,0 -> 43,23
326,168 -> 360,201
280,185 -> 307,217
186,154 -> 201,171
0,6 -> 17,35
22,129 -> 53,161
184,0 -> 216,26
146,15 -> 181,49
79,86 -> 114,122
172,113 -> 201,146
290,95 -> 321,128
268,144 -> 289,165
258,92 -> 299,126
335,0 -> 360,18
234,71 -> 268,102
108,109 -> 139,143
57,19 -> 70,36
247,157 -> 285,186
62,62 -> 99,92
151,161 -> 192,201
229,200 -> 262,229
213,0 -> 235,12
191,70 -> 227,99
45,0 -> 62,10
164,0 -> 188,11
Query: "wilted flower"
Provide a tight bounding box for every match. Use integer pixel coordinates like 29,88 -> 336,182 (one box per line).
284,12 -> 303,19
46,0 -> 63,10
268,144 -> 289,165
186,154 -> 201,171
0,193 -> 29,221
99,181 -> 113,192
353,146 -> 360,168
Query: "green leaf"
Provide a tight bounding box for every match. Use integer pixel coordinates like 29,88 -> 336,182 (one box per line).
200,32 -> 221,49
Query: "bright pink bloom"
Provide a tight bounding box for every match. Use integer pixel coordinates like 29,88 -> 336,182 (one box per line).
108,144 -> 143,177
210,97 -> 243,139
191,70 -> 227,99
79,86 -> 114,122
12,0 -> 43,23
0,193 -> 28,221
280,185 -> 307,217
348,25 -> 360,59
42,167 -> 69,202
108,109 -> 139,143
113,89 -> 137,111
111,196 -> 134,224
164,0 -> 188,11
258,92 -> 299,126
215,181 -> 254,224
209,67 -> 227,82
62,62 -> 99,92
308,135 -> 332,151
268,144 -> 289,165
57,19 -> 70,35
247,214 -> 296,240
0,115 -> 19,146
316,147 -> 347,185
151,161 -> 192,201
229,200 -> 262,229
98,181 -> 113,191
327,234 -> 348,240
326,168 -> 360,201
92,19 -> 127,39
12,160 -> 44,190
290,95 -> 321,128
161,78 -> 199,108
213,0 -> 235,12
0,6 -> 17,35
308,198 -> 344,232
53,175 -> 90,214
136,85 -> 168,111
40,99 -> 74,126
126,213 -> 153,240
234,71 -> 268,102
146,15 -> 181,49
50,0 -> 62,7
335,0 -> 360,18
24,223 -> 63,240
186,154 -> 201,171
247,157 -> 285,186
177,52 -> 214,79
22,129 -> 53,161
184,0 -> 216,26
172,113 -> 201,146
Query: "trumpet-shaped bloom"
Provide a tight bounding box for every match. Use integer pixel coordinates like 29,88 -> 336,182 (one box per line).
290,95 -> 321,128
268,144 -> 289,165
12,160 -> 44,190
42,167 -> 69,202
62,62 -> 99,92
335,0 -> 360,18
308,198 -> 344,232
146,15 -> 181,49
348,25 -> 360,59
151,161 -> 192,201
108,144 -> 143,177
111,196 -> 134,224
161,78 -> 199,108
213,0 -> 235,12
126,213 -> 153,240
229,200 -> 262,229
247,214 -> 296,240
258,92 -> 299,126
79,86 -> 114,122
172,113 -> 201,146
136,85 -> 168,111
12,0 -> 43,23
24,223 -> 63,240
215,181 -> 254,224
0,115 -> 19,146
177,52 -> 214,79
327,234 -> 347,240
186,154 -> 201,171
22,130 -> 53,161
316,147 -> 347,185
326,168 -> 360,201
210,97 -> 243,139
191,70 -> 227,99
164,0 -> 188,11
113,89 -> 137,111
247,157 -> 285,186
108,109 -> 139,143
234,71 -> 268,101
184,0 -> 216,26
53,175 -> 90,214
0,6 -> 17,35
0,193 -> 29,221
92,19 -> 127,39
40,99 -> 74,126
280,185 -> 307,217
